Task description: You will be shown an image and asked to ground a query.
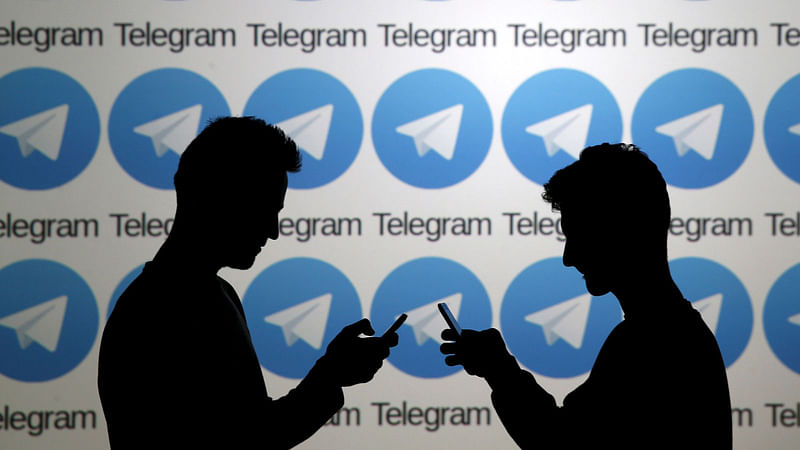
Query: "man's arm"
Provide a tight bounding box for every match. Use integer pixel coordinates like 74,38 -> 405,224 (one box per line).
488,363 -> 562,449
219,276 -> 398,448
441,328 -> 560,448
264,318 -> 397,449
260,368 -> 345,449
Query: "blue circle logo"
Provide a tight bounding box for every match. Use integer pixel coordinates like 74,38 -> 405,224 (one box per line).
670,257 -> 752,367
0,68 -> 100,190
108,264 -> 144,319
109,68 -> 230,189
632,68 -> 753,188
372,69 -> 492,189
243,69 -> 362,189
0,259 -> 98,382
242,258 -> 362,379
764,74 -> 800,184
502,69 -> 622,185
501,257 -> 622,378
763,263 -> 800,374
370,257 -> 492,378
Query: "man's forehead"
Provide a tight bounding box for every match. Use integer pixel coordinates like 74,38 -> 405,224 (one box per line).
558,203 -> 587,220
236,168 -> 286,187
226,171 -> 286,198
559,203 -> 604,228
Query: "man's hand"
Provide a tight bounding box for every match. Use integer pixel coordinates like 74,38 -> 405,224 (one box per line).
440,328 -> 517,382
319,318 -> 399,387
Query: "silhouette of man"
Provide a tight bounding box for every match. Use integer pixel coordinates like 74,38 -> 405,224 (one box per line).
441,143 -> 732,448
98,117 -> 398,449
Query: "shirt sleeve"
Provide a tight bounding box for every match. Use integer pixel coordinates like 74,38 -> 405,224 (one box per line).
485,323 -> 631,449
101,276 -> 345,450
259,362 -> 344,449
486,317 -> 733,449
488,362 -> 562,449
215,278 -> 345,448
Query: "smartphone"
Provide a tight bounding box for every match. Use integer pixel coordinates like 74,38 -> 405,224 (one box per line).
437,303 -> 462,336
382,313 -> 407,337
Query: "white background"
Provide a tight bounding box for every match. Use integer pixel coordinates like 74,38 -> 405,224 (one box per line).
1,0 -> 799,448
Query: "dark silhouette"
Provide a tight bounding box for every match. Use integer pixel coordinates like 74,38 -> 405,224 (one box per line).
441,143 -> 732,448
98,117 -> 398,449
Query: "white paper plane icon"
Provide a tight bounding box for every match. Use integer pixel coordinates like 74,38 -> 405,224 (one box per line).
276,104 -> 333,160
526,293 -> 592,349
396,104 -> 463,160
0,104 -> 69,161
133,104 -> 202,157
405,293 -> 462,346
787,312 -> 800,326
789,122 -> 800,136
692,293 -> 723,334
0,296 -> 68,352
264,293 -> 332,350
655,104 -> 724,160
525,104 -> 593,159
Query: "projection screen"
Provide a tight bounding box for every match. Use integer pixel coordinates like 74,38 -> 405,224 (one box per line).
1,0 -> 799,448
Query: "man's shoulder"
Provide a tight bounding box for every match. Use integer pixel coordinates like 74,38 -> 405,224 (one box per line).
620,300 -> 726,371
112,265 -> 173,317
216,275 -> 239,299
624,299 -> 707,333
106,262 -> 222,339
600,300 -> 719,363
118,261 -> 216,306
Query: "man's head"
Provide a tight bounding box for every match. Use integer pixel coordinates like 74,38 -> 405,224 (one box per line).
542,143 -> 670,296
173,116 -> 301,269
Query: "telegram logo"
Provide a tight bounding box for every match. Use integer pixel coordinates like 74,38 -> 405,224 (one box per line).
370,257 -> 492,378
501,258 -> 621,378
264,294 -> 332,350
670,257 -> 752,367
372,69 -> 492,189
763,264 -> 800,374
242,258 -> 362,378
0,259 -> 98,382
109,68 -> 230,189
1,105 -> 68,161
632,69 -> 753,188
107,265 -> 145,319
764,73 -> 800,184
502,69 -> 622,185
0,68 -> 100,190
244,69 -> 362,189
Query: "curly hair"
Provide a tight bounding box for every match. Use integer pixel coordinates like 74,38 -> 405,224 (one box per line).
173,116 -> 301,205
542,142 -> 671,234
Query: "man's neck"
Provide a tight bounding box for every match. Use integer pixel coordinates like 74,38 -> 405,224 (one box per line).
613,265 -> 684,319
154,222 -> 221,276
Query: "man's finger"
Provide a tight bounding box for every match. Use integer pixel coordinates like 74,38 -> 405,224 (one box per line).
382,332 -> 399,347
440,342 -> 457,355
460,328 -> 479,338
340,318 -> 374,338
441,329 -> 459,342
444,354 -> 462,367
359,337 -> 391,360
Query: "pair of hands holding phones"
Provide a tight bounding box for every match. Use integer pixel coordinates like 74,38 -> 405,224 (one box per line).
320,303 -> 514,388
437,304 -> 516,382
317,316 -> 402,387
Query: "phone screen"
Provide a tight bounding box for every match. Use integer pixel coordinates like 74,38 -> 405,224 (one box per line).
437,303 -> 462,336
382,313 -> 407,337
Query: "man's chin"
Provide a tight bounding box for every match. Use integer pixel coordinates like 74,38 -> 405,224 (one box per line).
226,253 -> 258,270
584,278 -> 611,296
